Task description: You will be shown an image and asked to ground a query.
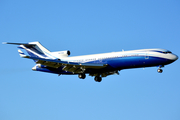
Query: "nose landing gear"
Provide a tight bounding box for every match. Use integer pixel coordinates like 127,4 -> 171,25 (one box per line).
157,65 -> 164,73
157,68 -> 163,73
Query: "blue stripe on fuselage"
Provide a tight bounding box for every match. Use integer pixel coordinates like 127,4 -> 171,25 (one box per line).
85,56 -> 171,70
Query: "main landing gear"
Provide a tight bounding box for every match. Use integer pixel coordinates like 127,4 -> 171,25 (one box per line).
78,73 -> 86,79
78,73 -> 102,82
94,76 -> 102,82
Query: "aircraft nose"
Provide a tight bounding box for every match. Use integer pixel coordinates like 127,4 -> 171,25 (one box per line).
172,54 -> 178,61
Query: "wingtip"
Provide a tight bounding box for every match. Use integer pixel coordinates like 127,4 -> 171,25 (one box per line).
2,42 -> 7,44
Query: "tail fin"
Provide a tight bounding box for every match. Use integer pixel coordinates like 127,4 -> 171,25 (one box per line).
3,41 -> 70,61
4,42 -> 54,59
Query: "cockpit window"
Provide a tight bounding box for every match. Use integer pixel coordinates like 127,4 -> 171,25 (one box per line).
149,50 -> 172,54
163,51 -> 172,54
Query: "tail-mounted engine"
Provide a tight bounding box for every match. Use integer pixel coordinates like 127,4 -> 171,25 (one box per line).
51,50 -> 70,58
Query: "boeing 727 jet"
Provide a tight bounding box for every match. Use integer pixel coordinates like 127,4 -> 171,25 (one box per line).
4,42 -> 178,82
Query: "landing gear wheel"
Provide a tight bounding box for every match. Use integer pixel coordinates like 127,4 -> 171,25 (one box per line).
78,73 -> 86,79
94,76 -> 102,82
157,69 -> 163,73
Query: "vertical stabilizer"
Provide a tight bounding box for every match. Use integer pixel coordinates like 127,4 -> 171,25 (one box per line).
4,42 -> 55,59
18,42 -> 52,58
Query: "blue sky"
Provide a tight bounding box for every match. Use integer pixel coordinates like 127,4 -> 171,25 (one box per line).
0,0 -> 180,120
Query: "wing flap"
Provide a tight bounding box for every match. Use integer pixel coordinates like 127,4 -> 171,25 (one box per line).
36,60 -> 63,68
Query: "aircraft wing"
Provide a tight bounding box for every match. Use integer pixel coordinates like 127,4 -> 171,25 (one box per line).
31,57 -> 107,73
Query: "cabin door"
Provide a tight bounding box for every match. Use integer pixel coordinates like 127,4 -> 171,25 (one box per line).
145,52 -> 149,59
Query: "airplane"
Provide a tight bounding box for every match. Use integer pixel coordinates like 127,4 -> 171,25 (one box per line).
3,41 -> 178,82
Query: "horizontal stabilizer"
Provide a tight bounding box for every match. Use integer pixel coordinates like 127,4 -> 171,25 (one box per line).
3,42 -> 36,46
18,49 -> 29,58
